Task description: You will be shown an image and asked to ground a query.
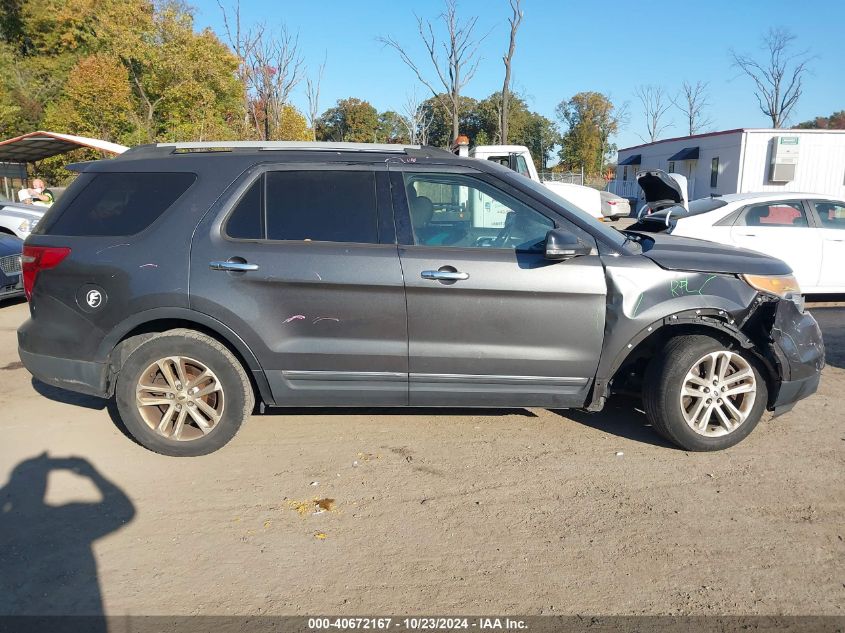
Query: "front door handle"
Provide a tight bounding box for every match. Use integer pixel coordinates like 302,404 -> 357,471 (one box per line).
421,270 -> 469,281
210,260 -> 259,272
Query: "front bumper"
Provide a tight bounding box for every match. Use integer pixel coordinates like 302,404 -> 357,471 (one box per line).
767,300 -> 825,414
0,271 -> 23,300
18,348 -> 110,398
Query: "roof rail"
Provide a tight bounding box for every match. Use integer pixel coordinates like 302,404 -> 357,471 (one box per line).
153,141 -> 422,153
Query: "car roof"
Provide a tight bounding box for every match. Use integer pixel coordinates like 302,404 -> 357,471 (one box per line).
712,191 -> 837,203
67,141 -> 473,173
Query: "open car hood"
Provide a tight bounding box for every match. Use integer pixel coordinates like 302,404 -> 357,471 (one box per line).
632,231 -> 792,276
637,170 -> 687,210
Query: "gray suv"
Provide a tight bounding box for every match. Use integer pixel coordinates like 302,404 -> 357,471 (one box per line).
17,142 -> 824,456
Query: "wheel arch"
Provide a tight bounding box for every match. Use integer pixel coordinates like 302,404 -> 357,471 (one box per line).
99,308 -> 274,405
590,310 -> 780,410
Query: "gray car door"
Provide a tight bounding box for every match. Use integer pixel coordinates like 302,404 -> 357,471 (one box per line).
388,164 -> 607,408
190,163 -> 408,406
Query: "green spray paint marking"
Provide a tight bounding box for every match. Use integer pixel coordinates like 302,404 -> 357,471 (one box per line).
632,292 -> 645,317
670,274 -> 718,297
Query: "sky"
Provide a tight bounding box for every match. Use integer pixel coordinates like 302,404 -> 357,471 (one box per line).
190,0 -> 845,152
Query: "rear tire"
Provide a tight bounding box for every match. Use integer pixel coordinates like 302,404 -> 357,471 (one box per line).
114,329 -> 254,456
643,334 -> 767,451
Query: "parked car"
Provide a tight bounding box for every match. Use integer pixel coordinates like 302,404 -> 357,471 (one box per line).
0,233 -> 24,301
636,170 -> 689,217
628,192 -> 845,294
18,141 -> 823,456
0,201 -> 45,239
599,190 -> 630,220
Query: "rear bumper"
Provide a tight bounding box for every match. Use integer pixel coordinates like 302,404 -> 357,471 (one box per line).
18,348 -> 110,398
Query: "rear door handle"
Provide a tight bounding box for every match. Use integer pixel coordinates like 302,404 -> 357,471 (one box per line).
421,270 -> 469,281
210,260 -> 259,272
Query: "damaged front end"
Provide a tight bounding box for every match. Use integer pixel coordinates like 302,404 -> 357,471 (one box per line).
740,294 -> 825,416
594,254 -> 825,415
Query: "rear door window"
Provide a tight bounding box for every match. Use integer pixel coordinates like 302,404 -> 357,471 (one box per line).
737,201 -> 808,228
812,200 -> 845,230
42,172 -> 196,236
265,171 -> 378,243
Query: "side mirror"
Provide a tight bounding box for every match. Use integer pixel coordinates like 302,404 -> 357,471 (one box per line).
544,228 -> 591,260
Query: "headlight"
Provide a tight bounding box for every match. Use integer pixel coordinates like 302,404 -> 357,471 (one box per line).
17,219 -> 32,233
741,273 -> 801,298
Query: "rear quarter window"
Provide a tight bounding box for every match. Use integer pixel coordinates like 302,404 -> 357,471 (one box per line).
39,172 -> 196,236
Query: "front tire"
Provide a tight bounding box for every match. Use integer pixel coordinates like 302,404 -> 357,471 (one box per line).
643,334 -> 768,451
114,329 -> 254,456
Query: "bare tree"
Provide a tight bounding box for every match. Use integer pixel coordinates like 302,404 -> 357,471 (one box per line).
305,54 -> 326,141
731,28 -> 813,128
672,80 -> 713,136
379,0 -> 487,144
217,1 -> 259,134
635,85 -> 674,142
246,25 -> 303,140
400,88 -> 433,145
499,0 -> 523,144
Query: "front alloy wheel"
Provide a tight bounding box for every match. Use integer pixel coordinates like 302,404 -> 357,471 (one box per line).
680,351 -> 757,437
643,334 -> 768,451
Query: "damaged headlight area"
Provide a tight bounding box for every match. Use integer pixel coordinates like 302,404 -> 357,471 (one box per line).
741,273 -> 803,310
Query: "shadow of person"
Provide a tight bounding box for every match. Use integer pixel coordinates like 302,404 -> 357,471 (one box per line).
0,454 -> 135,631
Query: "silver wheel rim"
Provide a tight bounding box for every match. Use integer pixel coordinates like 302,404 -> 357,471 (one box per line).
679,350 -> 756,437
136,356 -> 224,441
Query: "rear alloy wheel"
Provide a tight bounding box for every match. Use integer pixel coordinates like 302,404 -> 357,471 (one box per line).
115,329 -> 253,456
644,334 -> 768,451
135,356 -> 225,441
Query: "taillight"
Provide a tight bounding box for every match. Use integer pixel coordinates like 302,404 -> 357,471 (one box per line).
22,245 -> 71,301
607,200 -> 618,205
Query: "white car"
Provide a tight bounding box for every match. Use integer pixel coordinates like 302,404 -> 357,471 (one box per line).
0,201 -> 45,239
630,192 -> 845,294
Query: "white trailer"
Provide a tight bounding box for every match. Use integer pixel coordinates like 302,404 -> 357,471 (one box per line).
611,128 -> 845,206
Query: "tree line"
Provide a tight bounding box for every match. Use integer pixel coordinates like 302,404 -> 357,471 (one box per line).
0,0 -> 834,183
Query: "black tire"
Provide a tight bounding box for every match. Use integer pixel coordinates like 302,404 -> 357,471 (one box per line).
114,329 -> 254,456
643,334 -> 768,451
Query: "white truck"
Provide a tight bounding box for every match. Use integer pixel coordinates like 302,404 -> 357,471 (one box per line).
454,143 -> 624,221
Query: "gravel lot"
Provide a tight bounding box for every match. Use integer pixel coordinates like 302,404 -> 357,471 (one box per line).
0,297 -> 843,616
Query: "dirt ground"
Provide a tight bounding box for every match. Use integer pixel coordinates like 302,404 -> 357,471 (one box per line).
0,297 -> 843,617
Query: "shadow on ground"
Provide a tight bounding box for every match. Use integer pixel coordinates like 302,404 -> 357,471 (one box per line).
0,454 -> 134,627
554,396 -> 677,449
0,296 -> 26,310
31,379 -> 107,411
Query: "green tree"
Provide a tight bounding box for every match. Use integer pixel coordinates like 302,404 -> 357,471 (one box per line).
274,104 -> 310,141
420,94 -> 481,148
317,98 -> 379,142
795,110 -> 845,129
42,53 -> 134,142
376,110 -> 410,144
556,91 -> 621,175
110,2 -> 243,143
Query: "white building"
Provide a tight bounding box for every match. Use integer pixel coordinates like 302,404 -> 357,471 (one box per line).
609,128 -> 845,205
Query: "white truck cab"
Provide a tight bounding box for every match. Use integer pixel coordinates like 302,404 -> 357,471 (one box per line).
454,142 -> 607,221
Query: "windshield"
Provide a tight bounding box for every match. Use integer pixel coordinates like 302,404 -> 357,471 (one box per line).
515,176 -> 630,250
